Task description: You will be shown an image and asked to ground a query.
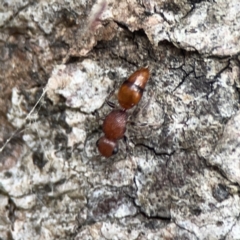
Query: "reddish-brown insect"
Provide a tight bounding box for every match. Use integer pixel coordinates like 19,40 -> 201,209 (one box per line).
102,110 -> 127,140
118,67 -> 150,110
97,67 -> 150,158
96,137 -> 118,158
97,110 -> 127,157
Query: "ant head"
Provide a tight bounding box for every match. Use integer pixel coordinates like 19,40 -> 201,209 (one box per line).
96,136 -> 118,158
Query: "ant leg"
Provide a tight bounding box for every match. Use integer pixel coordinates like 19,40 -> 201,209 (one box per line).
123,135 -> 134,158
128,89 -> 154,124
105,79 -> 119,108
106,99 -> 116,108
140,89 -> 155,115
130,89 -> 163,129
105,88 -> 115,106
127,120 -> 148,127
123,135 -> 129,152
94,110 -> 105,125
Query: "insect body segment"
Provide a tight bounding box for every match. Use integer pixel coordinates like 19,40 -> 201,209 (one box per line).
97,110 -> 127,157
118,67 -> 150,109
96,137 -> 118,158
97,67 -> 150,158
102,110 -> 127,140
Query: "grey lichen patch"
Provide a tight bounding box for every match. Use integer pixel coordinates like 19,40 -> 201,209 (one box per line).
140,0 -> 240,57
0,147 -> 88,239
134,149 -> 204,219
12,194 -> 86,240
101,157 -> 137,187
171,170 -> 240,239
0,194 -> 11,238
74,219 -> 198,240
135,153 -> 172,218
130,51 -> 238,157
171,0 -> 240,56
62,0 -> 240,59
88,186 -> 137,221
0,114 -> 26,172
208,110 -> 240,185
0,0 -> 29,27
2,81 -> 90,238
226,218 -> 240,240
47,59 -> 113,113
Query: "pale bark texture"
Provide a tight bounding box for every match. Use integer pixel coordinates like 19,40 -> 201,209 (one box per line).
0,0 -> 240,239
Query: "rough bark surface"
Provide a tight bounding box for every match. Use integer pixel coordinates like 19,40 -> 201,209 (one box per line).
0,0 -> 240,239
